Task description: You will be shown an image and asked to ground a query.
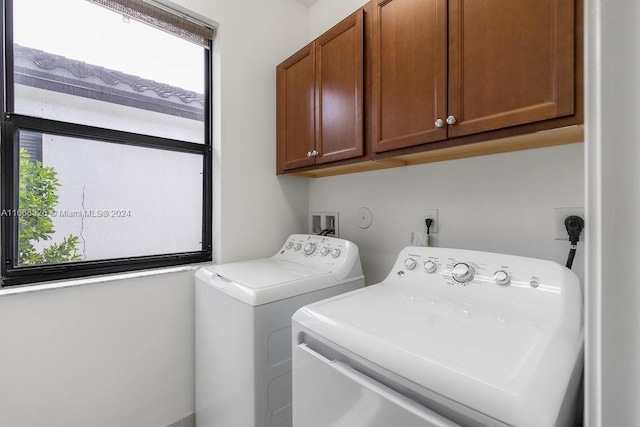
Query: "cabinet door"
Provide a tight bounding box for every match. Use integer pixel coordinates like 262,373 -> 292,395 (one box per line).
277,44 -> 316,173
371,0 -> 448,153
448,0 -> 575,138
315,9 -> 364,164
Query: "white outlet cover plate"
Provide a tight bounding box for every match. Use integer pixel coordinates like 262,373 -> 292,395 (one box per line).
553,207 -> 585,240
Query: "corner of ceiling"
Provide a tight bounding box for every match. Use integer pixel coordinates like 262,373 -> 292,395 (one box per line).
295,0 -> 320,8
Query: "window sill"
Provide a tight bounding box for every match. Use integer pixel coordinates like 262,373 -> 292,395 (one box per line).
0,263 -> 209,298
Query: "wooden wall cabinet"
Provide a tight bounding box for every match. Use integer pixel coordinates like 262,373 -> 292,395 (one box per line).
277,0 -> 582,177
447,0 -> 575,138
371,0 -> 578,154
277,44 -> 315,172
370,0 -> 448,153
277,9 -> 364,175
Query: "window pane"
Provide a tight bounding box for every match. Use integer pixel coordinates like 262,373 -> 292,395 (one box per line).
13,0 -> 205,143
18,131 -> 204,267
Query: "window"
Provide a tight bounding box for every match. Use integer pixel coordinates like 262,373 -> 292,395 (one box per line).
1,0 -> 214,286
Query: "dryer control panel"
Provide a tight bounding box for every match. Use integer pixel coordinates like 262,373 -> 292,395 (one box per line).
384,246 -> 583,331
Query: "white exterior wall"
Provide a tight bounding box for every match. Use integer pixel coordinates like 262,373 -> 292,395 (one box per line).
42,135 -> 203,260
16,85 -> 204,143
0,1 -> 310,426
19,85 -> 205,260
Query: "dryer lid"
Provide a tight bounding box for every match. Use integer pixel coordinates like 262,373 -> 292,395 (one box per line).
196,259 -> 338,306
293,282 -> 584,427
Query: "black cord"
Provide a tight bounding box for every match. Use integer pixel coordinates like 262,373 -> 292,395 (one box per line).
566,246 -> 577,269
424,218 -> 434,247
564,216 -> 584,270
319,228 -> 334,236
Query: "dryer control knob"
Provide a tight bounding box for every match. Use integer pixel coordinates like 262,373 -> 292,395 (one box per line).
320,247 -> 330,256
452,263 -> 474,283
404,258 -> 417,270
304,243 -> 316,255
423,260 -> 437,273
293,243 -> 302,251
285,241 -> 294,250
494,270 -> 510,286
331,248 -> 341,258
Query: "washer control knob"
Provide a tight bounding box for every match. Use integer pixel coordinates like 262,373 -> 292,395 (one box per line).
423,260 -> 437,273
452,263 -> 474,283
494,270 -> 510,286
285,241 -> 294,250
304,243 -> 316,255
320,247 -> 330,256
404,258 -> 417,270
330,248 -> 341,258
293,243 -> 302,251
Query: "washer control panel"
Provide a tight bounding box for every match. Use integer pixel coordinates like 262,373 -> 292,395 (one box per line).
277,234 -> 358,271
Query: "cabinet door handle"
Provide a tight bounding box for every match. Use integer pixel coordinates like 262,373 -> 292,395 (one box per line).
446,115 -> 457,125
311,149 -> 318,156
307,151 -> 313,157
435,118 -> 444,128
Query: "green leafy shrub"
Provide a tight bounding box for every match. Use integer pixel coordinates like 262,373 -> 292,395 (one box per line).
18,148 -> 82,265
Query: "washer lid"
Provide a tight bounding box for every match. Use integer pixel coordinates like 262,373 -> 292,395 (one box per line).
196,259 -> 337,306
293,282 -> 584,427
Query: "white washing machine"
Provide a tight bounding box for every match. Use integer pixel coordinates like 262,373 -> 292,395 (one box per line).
292,246 -> 584,427
195,234 -> 364,427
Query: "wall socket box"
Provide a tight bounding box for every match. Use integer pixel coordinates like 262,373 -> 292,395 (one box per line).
553,207 -> 585,240
311,212 -> 339,237
423,209 -> 439,233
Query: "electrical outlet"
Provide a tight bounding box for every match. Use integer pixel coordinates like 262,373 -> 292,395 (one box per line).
423,209 -> 439,233
553,207 -> 585,240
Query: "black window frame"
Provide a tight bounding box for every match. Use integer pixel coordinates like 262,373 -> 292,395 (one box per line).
0,0 -> 213,286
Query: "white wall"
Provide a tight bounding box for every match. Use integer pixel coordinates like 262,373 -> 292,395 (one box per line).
585,0 -> 640,425
309,0 -> 367,39
0,0 -> 311,426
0,269 -> 196,427
310,144 -> 585,285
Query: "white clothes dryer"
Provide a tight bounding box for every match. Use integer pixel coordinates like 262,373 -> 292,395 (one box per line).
292,246 -> 584,427
195,234 -> 364,427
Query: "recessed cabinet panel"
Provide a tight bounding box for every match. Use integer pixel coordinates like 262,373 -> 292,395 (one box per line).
277,44 -> 316,173
316,10 -> 364,164
371,0 -> 448,153
448,0 -> 574,137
